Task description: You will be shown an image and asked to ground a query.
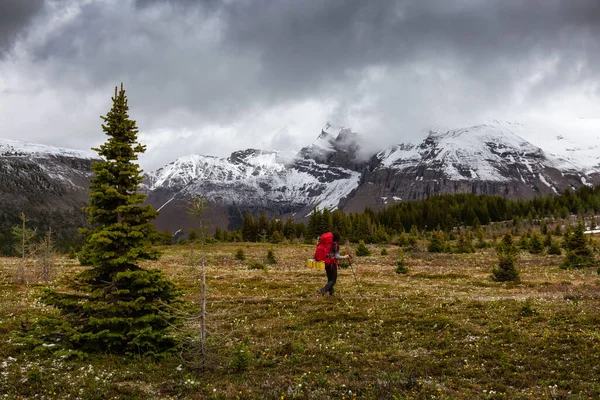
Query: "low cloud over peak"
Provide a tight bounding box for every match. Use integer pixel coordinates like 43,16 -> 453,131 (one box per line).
1,0 -> 599,170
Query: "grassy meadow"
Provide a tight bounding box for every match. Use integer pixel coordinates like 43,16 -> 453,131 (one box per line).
1,241 -> 600,399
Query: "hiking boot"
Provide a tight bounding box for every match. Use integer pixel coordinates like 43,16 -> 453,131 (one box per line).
316,289 -> 325,296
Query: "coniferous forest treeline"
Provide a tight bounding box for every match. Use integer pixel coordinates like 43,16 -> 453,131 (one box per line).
238,185 -> 600,244
3,184 -> 600,255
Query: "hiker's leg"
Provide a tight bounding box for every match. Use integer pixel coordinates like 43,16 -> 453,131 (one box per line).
326,265 -> 337,295
321,265 -> 336,293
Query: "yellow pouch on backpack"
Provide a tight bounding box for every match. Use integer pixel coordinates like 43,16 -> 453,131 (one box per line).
307,259 -> 325,269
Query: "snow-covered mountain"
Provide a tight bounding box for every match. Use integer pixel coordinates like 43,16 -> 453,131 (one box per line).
0,138 -> 97,160
2,119 -> 600,236
0,138 -> 98,188
490,119 -> 600,173
343,120 -> 596,212
378,122 -> 581,183
0,138 -> 99,251
143,129 -> 363,231
144,120 -> 600,230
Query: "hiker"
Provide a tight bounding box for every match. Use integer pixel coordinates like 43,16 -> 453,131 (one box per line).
317,231 -> 352,296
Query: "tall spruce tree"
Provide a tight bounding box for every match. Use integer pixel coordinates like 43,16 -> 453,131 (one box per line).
41,85 -> 182,357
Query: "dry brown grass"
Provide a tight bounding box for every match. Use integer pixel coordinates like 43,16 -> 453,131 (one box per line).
1,241 -> 600,399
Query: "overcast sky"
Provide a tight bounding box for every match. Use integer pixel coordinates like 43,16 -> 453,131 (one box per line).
1,0 -> 599,170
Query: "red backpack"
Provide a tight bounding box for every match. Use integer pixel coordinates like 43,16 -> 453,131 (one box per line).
314,232 -> 335,266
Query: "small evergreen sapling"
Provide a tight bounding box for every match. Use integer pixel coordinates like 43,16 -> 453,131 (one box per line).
355,240 -> 371,256
235,248 -> 246,261
528,232 -> 544,254
540,220 -> 548,235
548,240 -> 562,255
230,342 -> 251,373
12,212 -> 37,284
407,226 -> 419,251
453,233 -> 475,254
394,248 -> 409,274
188,230 -> 199,242
395,254 -> 409,274
396,232 -> 409,247
553,224 -> 562,236
266,249 -> 277,264
561,221 -> 596,269
475,226 -> 490,249
427,231 -> 446,253
33,228 -> 57,283
492,232 -> 520,282
518,234 -> 529,250
543,233 -> 553,248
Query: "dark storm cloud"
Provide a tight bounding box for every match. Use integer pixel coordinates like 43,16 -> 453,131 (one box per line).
134,0 -> 220,10
32,0 -> 600,108
217,0 -> 600,97
4,0 -> 600,168
0,0 -> 45,55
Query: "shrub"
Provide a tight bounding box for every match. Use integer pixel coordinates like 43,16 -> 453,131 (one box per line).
395,258 -> 409,274
543,233 -> 553,248
561,222 -> 596,269
427,232 -> 446,253
356,240 -> 371,256
475,227 -> 490,249
68,246 -> 78,260
492,232 -> 520,282
541,220 -> 548,235
380,248 -> 388,256
407,234 -> 419,251
553,224 -> 562,236
270,231 -> 284,244
517,235 -> 529,250
235,248 -> 246,261
230,342 -> 251,373
528,232 -> 544,254
520,298 -> 538,317
396,233 -> 409,247
547,241 -> 562,255
266,249 -> 277,264
188,230 -> 199,241
493,253 -> 520,282
453,234 -> 475,254
249,261 -> 267,271
395,249 -> 409,274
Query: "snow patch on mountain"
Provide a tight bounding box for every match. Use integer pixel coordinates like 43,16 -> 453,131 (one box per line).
0,138 -> 97,160
147,150 -> 290,191
377,122 -> 583,182
146,145 -> 361,212
492,119 -> 600,172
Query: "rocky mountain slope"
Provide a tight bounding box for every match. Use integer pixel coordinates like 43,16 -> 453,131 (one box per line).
0,139 -> 98,252
143,123 -> 363,231
343,121 -> 594,212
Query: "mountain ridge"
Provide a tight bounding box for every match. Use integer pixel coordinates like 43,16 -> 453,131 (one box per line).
1,119 -> 599,239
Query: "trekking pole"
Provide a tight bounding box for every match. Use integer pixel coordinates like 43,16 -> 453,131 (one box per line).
346,254 -> 363,296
